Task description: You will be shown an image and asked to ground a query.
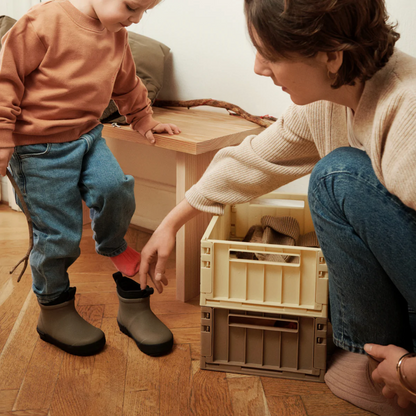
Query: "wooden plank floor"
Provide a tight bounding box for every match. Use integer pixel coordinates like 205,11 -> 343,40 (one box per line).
0,203 -> 373,416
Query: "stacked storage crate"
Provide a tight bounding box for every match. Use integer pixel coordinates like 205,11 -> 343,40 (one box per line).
199,192 -> 329,382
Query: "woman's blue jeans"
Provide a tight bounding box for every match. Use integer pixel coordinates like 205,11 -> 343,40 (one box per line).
9,125 -> 135,303
308,147 -> 416,354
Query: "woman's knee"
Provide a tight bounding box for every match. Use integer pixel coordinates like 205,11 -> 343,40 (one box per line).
309,147 -> 373,192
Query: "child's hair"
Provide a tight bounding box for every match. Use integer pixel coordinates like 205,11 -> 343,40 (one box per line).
244,0 -> 400,88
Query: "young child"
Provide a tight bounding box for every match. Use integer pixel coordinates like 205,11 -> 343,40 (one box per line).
0,0 -> 178,356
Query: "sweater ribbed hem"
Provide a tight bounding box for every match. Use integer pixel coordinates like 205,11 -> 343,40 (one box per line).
11,121 -> 100,147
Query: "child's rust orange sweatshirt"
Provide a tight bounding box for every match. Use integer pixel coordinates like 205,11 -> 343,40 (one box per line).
0,0 -> 158,150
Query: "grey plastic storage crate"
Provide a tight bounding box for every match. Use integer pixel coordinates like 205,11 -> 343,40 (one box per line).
200,192 -> 328,318
200,306 -> 327,382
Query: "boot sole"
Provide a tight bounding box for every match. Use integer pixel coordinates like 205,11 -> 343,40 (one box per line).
117,321 -> 173,356
37,327 -> 106,356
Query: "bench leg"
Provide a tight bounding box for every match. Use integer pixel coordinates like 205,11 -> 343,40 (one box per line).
175,151 -> 216,302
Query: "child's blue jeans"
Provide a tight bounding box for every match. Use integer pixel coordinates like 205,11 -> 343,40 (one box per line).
308,147 -> 416,354
9,125 -> 135,303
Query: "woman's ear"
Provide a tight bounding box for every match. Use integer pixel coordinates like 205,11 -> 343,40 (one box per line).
326,51 -> 343,74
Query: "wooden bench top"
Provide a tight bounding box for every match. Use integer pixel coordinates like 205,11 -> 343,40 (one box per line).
102,106 -> 264,155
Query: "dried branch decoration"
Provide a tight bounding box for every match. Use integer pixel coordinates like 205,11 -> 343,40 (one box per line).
154,99 -> 276,128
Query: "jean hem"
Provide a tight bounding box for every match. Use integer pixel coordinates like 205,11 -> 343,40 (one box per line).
34,285 -> 71,304
333,337 -> 366,355
97,241 -> 128,257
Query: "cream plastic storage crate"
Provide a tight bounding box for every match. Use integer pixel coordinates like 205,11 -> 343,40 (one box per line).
200,193 -> 328,318
200,306 -> 327,382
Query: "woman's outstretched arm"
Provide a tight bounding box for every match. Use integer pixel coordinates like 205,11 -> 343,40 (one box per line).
138,199 -> 201,293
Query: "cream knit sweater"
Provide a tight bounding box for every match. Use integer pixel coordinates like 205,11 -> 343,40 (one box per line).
186,49 -> 416,214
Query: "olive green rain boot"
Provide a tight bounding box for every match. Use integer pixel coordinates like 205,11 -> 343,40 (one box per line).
113,272 -> 173,356
37,287 -> 106,356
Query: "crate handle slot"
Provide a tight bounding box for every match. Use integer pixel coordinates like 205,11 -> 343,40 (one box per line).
228,315 -> 299,333
202,261 -> 211,268
229,249 -> 300,266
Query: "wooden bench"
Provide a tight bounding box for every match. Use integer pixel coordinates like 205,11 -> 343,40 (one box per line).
102,106 -> 264,301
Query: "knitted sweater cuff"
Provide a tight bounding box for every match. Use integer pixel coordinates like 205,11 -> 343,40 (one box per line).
131,115 -> 159,137
185,186 -> 225,216
0,129 -> 15,148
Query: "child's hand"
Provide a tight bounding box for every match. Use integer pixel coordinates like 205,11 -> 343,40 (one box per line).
144,123 -> 181,144
0,147 -> 14,176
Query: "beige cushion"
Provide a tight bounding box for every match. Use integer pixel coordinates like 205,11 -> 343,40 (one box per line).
101,31 -> 170,123
0,15 -> 170,124
128,31 -> 170,104
0,15 -> 16,46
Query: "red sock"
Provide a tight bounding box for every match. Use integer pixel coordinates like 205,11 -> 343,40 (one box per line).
110,246 -> 141,277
